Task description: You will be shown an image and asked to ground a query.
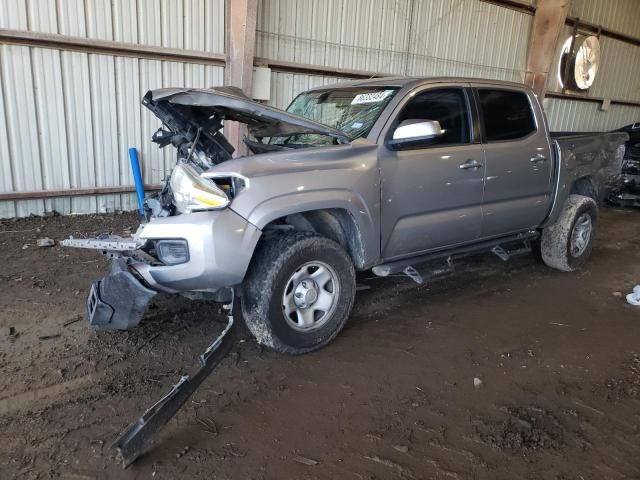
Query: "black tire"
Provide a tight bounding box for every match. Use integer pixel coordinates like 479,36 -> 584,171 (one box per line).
241,232 -> 356,354
541,194 -> 598,272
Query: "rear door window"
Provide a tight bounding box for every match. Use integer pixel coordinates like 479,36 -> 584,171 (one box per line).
477,89 -> 536,142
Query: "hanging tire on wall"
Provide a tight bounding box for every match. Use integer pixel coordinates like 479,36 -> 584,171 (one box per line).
541,194 -> 598,272
241,232 -> 356,355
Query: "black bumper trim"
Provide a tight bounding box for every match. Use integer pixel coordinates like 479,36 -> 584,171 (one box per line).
87,259 -> 157,330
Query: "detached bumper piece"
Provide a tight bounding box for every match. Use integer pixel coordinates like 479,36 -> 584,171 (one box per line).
87,259 -> 157,330
112,298 -> 237,467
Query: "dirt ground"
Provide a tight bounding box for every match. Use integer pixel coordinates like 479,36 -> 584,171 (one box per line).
1,207 -> 640,480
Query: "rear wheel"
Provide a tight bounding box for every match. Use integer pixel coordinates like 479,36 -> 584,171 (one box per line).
541,194 -> 598,272
241,232 -> 356,354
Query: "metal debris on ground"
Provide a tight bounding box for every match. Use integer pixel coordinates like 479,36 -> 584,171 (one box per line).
473,377 -> 484,389
38,334 -> 61,341
293,455 -> 319,466
626,285 -> 640,306
37,238 -> 55,247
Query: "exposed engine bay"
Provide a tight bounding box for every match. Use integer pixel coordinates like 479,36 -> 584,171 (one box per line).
139,86 -> 350,219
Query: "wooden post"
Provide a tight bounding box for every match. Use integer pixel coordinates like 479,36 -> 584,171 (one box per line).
225,0 -> 258,155
524,0 -> 571,98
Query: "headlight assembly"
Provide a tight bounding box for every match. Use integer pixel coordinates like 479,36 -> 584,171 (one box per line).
169,163 -> 230,213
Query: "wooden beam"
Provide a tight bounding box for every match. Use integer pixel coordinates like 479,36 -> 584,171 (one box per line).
225,0 -> 258,155
524,0 -> 571,98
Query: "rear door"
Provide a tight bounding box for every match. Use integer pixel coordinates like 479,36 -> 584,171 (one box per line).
473,87 -> 553,236
379,85 -> 486,260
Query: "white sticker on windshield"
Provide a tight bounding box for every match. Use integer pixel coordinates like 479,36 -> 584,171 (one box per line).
351,90 -> 393,105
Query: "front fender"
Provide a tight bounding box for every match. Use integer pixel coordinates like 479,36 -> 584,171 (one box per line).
233,189 -> 379,268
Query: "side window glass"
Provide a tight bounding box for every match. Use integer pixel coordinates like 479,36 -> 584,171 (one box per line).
478,89 -> 536,141
395,88 -> 471,147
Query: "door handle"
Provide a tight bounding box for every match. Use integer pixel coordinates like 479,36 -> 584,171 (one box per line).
459,159 -> 483,170
530,153 -> 547,163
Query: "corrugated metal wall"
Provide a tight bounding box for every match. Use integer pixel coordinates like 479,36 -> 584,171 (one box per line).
0,0 -> 225,218
270,71 -> 356,110
569,0 -> 640,39
259,0 -> 533,109
543,97 -> 640,132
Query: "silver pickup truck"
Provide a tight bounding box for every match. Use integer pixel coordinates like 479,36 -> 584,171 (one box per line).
65,77 -> 627,355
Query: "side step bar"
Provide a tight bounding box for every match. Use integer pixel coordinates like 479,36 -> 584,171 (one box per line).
373,231 -> 539,283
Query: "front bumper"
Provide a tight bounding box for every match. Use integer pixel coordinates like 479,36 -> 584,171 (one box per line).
132,208 -> 261,292
66,208 -> 261,330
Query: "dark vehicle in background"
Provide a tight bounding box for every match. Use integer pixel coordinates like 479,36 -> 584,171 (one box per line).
610,123 -> 640,207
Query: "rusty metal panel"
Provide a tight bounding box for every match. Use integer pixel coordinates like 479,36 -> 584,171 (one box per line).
569,0 -> 640,39
543,97 -> 640,132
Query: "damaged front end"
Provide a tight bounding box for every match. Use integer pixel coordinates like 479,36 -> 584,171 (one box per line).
59,86 -> 351,465
64,86 -> 347,331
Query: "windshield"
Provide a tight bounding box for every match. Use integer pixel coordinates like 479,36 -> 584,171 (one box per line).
272,87 -> 399,146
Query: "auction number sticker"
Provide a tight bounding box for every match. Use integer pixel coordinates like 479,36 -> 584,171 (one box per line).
351,90 -> 393,105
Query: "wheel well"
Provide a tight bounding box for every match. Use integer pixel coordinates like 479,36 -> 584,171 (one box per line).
263,209 -> 367,269
571,176 -> 599,203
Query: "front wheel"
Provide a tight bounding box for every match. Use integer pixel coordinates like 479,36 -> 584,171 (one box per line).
241,232 -> 356,354
541,194 -> 598,272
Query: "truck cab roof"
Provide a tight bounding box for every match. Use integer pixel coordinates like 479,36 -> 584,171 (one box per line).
306,76 -> 530,93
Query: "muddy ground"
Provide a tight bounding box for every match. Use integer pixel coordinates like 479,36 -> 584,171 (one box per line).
1,208 -> 639,479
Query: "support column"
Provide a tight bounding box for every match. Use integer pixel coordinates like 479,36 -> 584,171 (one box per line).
524,0 -> 571,98
225,0 -> 258,154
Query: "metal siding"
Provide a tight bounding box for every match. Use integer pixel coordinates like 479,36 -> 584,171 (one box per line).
0,0 -> 225,218
257,0 -> 413,74
257,0 -> 531,80
1,45 -> 45,217
1,0 -> 225,54
406,0 -> 531,81
569,0 -> 640,39
543,97 -> 640,132
269,71 -> 357,110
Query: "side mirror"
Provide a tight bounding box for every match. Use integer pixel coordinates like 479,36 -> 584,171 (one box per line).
387,119 -> 444,150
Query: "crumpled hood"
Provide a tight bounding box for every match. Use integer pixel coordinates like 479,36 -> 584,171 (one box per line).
148,87 -> 351,142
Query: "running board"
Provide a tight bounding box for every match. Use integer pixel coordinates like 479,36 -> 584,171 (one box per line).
373,231 -> 538,283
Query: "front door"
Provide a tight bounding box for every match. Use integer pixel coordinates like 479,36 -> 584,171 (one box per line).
379,86 -> 485,260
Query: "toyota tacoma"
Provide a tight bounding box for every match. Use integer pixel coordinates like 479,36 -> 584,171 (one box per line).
64,77 -> 628,354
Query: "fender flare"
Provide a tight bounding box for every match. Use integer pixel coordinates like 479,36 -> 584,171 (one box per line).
243,189 -> 379,269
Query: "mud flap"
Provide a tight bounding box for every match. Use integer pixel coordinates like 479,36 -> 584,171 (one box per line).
87,259 -> 157,330
112,298 -> 237,467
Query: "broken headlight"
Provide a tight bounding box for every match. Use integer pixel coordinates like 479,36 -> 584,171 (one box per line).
170,163 -> 230,213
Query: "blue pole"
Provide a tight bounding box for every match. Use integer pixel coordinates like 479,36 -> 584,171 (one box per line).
128,147 -> 145,215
